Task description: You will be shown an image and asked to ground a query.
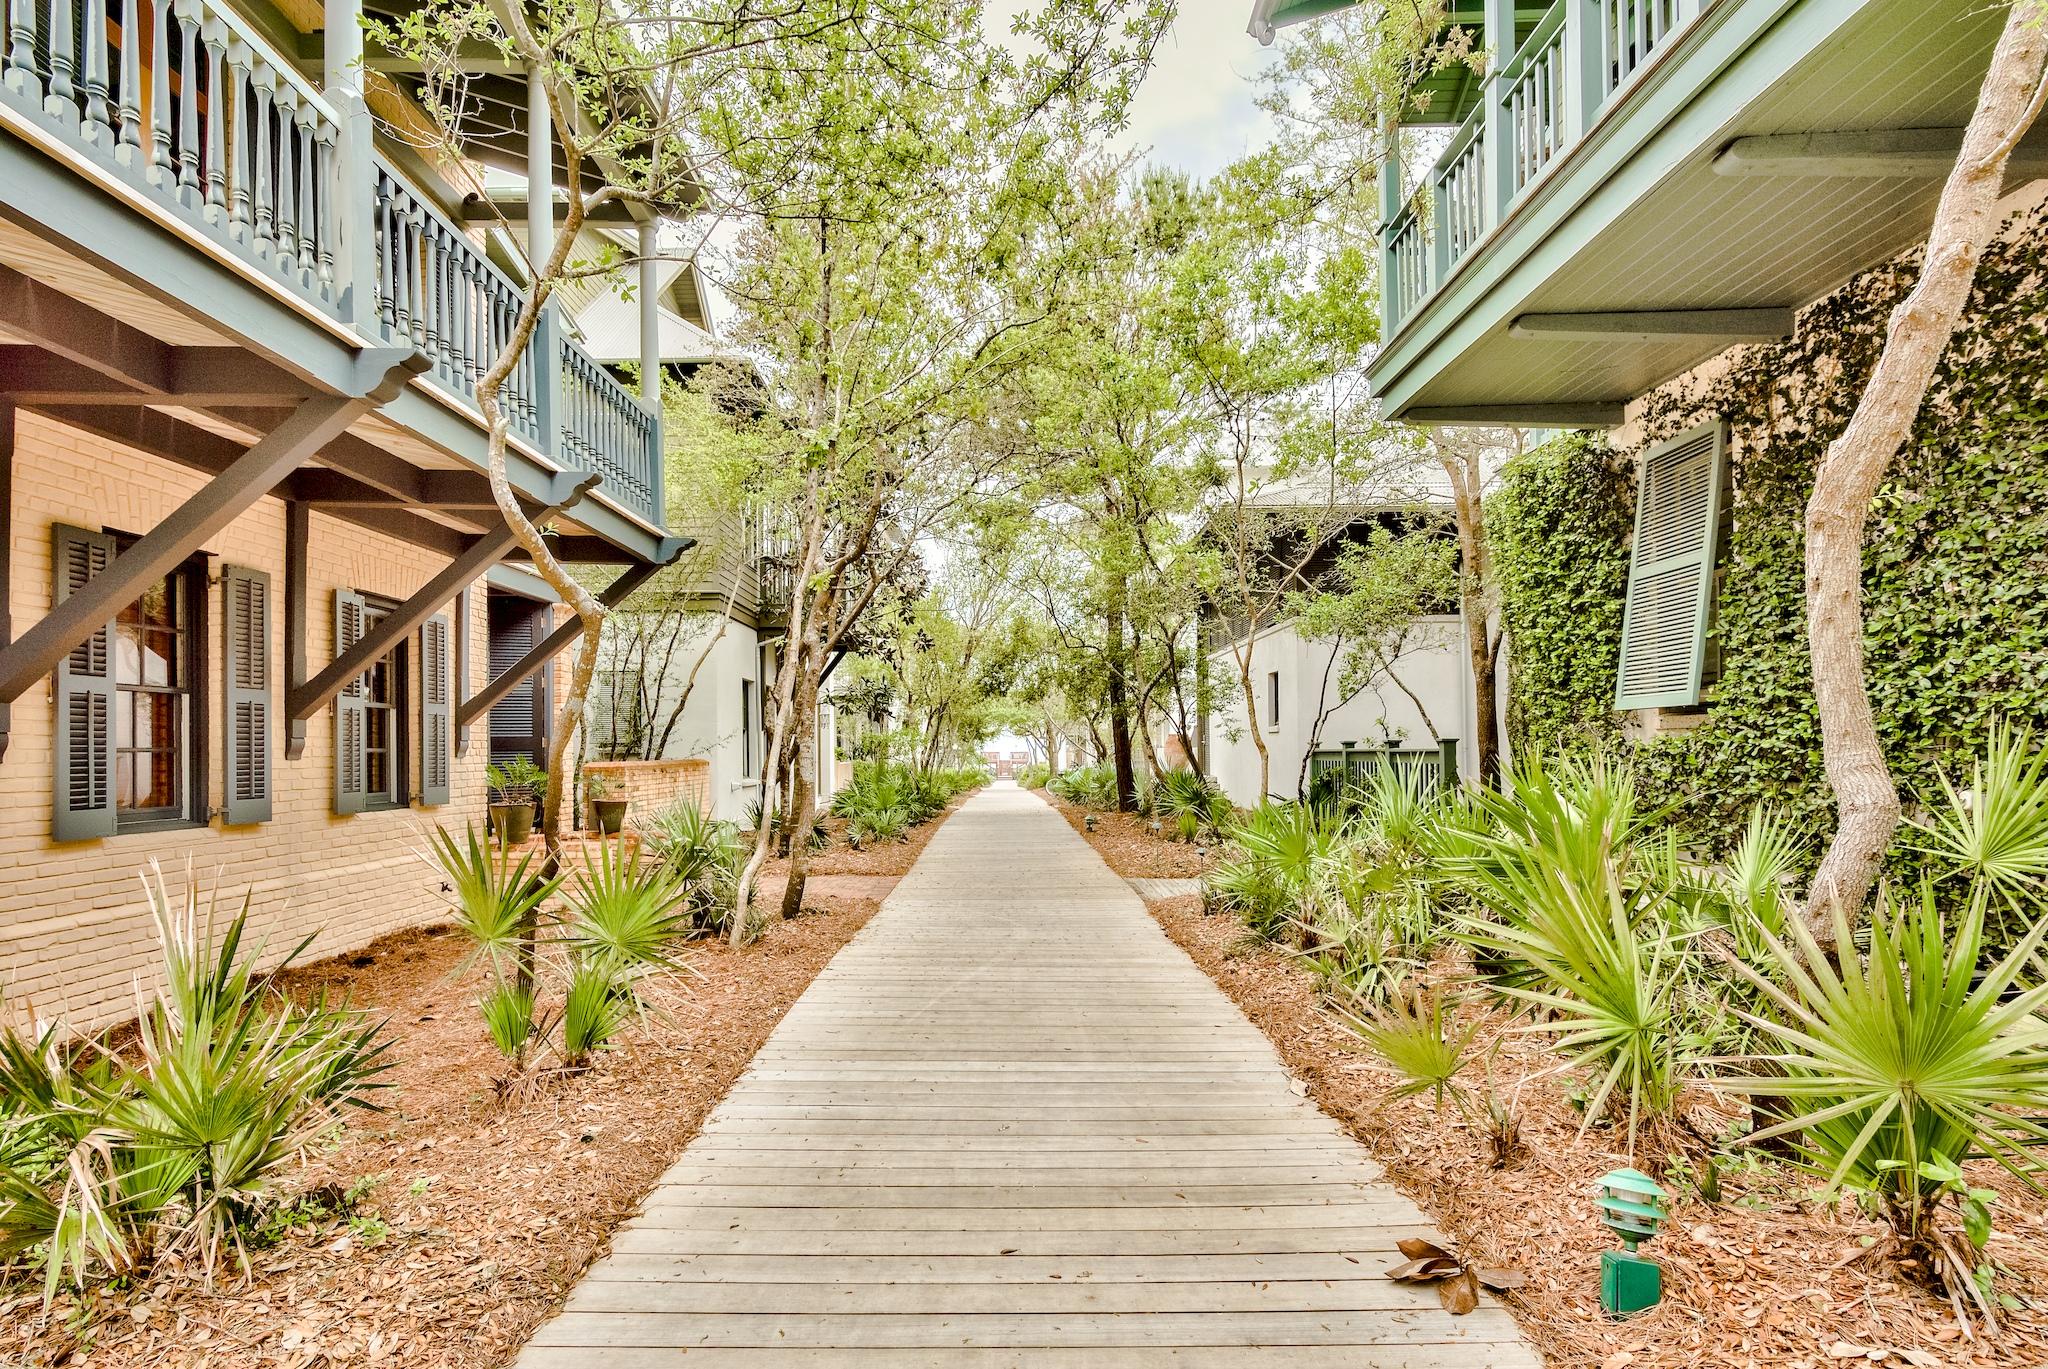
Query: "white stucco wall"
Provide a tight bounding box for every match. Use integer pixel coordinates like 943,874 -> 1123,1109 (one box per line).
1202,616 -> 1476,806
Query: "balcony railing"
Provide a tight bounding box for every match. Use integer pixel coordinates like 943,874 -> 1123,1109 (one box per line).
0,0 -> 666,531
2,0 -> 343,312
1380,0 -> 1701,337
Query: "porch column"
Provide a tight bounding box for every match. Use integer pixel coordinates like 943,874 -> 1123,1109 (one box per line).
1564,0 -> 1606,138
1483,0 -> 1515,222
324,0 -> 376,328
525,65 -> 563,451
637,222 -> 660,407
525,64 -> 554,270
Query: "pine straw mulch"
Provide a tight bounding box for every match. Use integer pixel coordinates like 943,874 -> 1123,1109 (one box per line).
0,892 -> 881,1369
1037,791 -> 1209,879
1147,892 -> 2048,1369
755,793 -> 968,883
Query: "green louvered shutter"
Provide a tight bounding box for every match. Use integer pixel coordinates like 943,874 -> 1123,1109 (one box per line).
333,588 -> 369,815
1614,422 -> 1725,711
221,566 -> 273,825
419,613 -> 452,806
52,524 -> 117,841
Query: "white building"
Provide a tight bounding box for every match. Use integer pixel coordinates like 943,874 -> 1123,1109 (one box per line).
1201,614 -> 1478,807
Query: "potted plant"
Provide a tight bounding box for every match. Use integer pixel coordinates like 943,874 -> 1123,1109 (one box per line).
584,768 -> 627,835
486,756 -> 546,846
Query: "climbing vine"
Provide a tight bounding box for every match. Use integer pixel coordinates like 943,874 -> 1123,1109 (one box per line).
1490,198 -> 2048,847
1489,430 -> 1634,761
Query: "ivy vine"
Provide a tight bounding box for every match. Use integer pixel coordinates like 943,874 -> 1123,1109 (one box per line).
1490,431 -> 1634,760
1489,199 -> 2048,848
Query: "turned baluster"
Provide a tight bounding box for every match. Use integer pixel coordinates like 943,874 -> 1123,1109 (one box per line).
4,0 -> 44,102
271,83 -> 300,271
314,122 -> 336,294
200,19 -> 226,222
171,0 -> 200,205
114,0 -> 141,158
374,177 -> 399,333
294,98 -> 318,287
224,39 -> 252,238
45,0 -> 76,123
81,0 -> 111,142
144,0 -> 171,181
249,60 -> 274,256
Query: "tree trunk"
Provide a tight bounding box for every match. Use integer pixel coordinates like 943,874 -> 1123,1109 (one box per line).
1105,608 -> 1138,809
1802,8 -> 2048,941
779,665 -> 819,921
1436,434 -> 1502,788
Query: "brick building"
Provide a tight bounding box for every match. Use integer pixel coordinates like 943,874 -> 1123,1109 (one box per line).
0,0 -> 686,1026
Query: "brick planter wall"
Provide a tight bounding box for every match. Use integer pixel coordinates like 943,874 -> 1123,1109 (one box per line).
582,759 -> 711,827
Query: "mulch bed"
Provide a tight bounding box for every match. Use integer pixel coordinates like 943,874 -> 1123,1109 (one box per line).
0,891 -> 882,1368
1148,889 -> 2048,1369
1038,791 -> 1209,879
756,794 -> 967,884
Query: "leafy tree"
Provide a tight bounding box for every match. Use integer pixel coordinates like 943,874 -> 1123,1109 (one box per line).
709,0 -> 1171,933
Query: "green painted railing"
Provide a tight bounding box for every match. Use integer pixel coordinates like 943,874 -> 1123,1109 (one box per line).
1380,0 -> 1701,336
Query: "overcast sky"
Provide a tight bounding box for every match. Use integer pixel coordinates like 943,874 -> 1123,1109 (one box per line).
985,0 -> 1283,181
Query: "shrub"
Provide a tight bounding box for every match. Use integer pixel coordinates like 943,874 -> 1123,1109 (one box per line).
1048,763 -> 1118,809
632,802 -> 744,935
1206,802 -> 1350,943
1441,756 -> 1691,1151
1017,762 -> 1053,790
1714,882 -> 2048,1257
0,866 -> 390,1294
831,760 -> 980,842
1154,769 -> 1227,842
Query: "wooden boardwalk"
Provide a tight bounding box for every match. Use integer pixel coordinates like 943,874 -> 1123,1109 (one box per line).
516,784 -> 1538,1367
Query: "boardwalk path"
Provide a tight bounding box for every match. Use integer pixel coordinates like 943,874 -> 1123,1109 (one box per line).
517,784 -> 1538,1367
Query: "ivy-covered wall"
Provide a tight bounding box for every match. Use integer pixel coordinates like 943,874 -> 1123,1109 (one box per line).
1490,431 -> 1633,759
1490,198 -> 2048,845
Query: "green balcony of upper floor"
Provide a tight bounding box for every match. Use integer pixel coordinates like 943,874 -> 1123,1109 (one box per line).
0,0 -> 673,546
1252,0 -> 2035,426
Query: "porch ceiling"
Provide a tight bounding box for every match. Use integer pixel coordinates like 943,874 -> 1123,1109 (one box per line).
1378,0 -> 2021,419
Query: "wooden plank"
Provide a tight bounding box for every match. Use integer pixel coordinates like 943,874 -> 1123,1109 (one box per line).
517,1348 -> 1544,1368
511,786 -> 1533,1366
525,1310 -> 1531,1349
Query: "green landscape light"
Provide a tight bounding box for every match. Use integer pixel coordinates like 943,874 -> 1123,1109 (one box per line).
1084,813 -> 1097,832
1595,1168 -> 1668,1318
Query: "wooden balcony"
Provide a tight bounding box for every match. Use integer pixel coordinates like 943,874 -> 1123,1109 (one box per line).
1380,0 -> 1701,341
1362,0 -> 2032,425
0,0 -> 667,534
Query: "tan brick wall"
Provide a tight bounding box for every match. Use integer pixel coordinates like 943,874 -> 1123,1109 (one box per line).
581,758 -> 709,824
2,412 -> 493,1030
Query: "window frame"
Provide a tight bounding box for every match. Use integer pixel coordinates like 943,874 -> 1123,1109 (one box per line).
110,536 -> 207,834
358,595 -> 411,811
1266,670 -> 1281,730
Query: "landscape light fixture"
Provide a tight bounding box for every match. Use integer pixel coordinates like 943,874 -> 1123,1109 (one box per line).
1595,1168 -> 1669,1317
1084,813 -> 1097,832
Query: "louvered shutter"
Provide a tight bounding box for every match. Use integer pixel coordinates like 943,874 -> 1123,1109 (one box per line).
419,613 -> 452,806
221,566 -> 272,824
52,524 -> 117,841
333,588 -> 369,815
1614,422 -> 1725,711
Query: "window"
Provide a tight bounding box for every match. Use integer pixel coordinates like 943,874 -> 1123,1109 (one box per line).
359,601 -> 408,810
113,544 -> 204,830
1266,670 -> 1281,729
740,679 -> 755,772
